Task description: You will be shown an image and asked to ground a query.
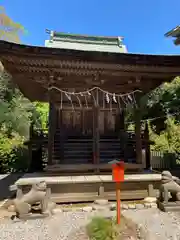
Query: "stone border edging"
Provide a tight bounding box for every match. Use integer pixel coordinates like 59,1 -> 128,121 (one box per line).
59,202 -> 157,212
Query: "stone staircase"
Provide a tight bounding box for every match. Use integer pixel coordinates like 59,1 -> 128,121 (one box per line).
53,130 -> 136,164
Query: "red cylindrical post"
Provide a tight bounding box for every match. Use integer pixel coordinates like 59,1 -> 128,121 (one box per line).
116,182 -> 121,224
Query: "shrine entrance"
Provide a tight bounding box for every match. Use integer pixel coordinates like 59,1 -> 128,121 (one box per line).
54,107 -> 94,164
54,106 -> 126,165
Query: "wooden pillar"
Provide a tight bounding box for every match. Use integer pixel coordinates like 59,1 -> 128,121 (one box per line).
48,102 -> 56,165
96,106 -> 100,166
144,121 -> 151,169
93,89 -> 100,172
120,110 -> 125,130
119,110 -> 127,161
135,108 -> 142,164
93,107 -> 100,165
93,107 -> 96,165
58,108 -> 63,164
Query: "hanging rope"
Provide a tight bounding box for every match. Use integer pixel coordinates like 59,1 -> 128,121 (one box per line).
48,85 -> 141,111
127,110 -> 180,124
48,86 -> 141,97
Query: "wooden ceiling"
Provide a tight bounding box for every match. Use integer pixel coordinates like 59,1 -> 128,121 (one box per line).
0,40 -> 180,102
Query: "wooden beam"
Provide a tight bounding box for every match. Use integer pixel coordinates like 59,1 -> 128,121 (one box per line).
9,65 -> 178,79
3,54 -> 180,74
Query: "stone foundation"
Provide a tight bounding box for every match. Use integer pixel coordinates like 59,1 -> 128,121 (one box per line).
11,173 -> 161,203
157,201 -> 180,212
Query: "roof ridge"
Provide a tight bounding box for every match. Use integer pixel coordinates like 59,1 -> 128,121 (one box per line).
45,30 -> 127,53
50,30 -> 124,41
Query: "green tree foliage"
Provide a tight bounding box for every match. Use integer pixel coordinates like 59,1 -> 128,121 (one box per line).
150,117 -> 180,153
0,6 -> 31,172
0,69 -> 49,172
33,102 -> 49,130
0,6 -> 26,42
141,77 -> 180,154
141,77 -> 180,132
0,71 -> 33,138
127,76 -> 180,154
0,70 -> 33,172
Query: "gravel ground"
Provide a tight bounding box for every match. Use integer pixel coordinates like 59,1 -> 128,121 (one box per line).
0,212 -> 90,240
1,209 -> 180,239
123,208 -> 180,240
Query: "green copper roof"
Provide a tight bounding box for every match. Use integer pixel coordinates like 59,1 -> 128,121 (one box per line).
45,31 -> 127,53
165,26 -> 180,45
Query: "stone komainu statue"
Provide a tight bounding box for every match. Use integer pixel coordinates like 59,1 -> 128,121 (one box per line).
8,181 -> 56,219
159,171 -> 180,204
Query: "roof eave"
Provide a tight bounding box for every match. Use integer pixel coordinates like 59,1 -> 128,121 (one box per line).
165,25 -> 180,37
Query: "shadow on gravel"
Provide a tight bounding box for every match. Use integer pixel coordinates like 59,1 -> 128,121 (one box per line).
0,173 -> 24,201
67,226 -> 89,240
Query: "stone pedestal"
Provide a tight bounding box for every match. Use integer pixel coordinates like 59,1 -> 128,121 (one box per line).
158,201 -> 180,212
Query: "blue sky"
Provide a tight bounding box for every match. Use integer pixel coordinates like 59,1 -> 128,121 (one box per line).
1,0 -> 180,55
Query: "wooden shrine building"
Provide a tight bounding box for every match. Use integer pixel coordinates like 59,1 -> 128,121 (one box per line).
0,31 -> 180,174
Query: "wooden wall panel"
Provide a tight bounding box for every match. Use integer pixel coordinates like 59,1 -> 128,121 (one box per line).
57,107 -> 93,136
55,106 -> 122,136
99,109 -> 119,136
